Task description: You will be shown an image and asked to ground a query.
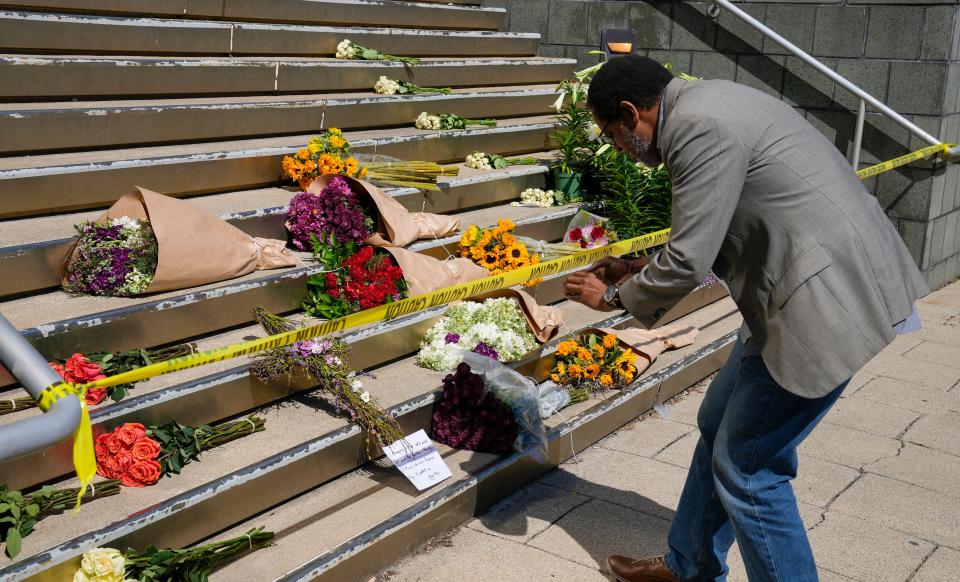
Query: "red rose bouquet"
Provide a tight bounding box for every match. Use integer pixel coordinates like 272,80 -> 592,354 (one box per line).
95,417 -> 265,487
0,343 -> 199,416
303,244 -> 407,318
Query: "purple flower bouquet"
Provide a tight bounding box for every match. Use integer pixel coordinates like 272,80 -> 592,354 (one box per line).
285,175 -> 375,251
63,217 -> 159,296
430,362 -> 519,455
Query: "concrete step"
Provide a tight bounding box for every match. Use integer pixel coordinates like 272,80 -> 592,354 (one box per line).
0,55 -> 574,100
0,296 -> 738,581
0,11 -> 538,56
0,0 -> 505,30
0,204 -> 577,359
0,156 -> 555,298
0,115 -> 558,218
0,85 -> 558,154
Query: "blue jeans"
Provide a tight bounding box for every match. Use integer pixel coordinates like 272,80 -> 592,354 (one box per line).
665,339 -> 847,582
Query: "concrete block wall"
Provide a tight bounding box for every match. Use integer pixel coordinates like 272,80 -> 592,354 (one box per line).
484,0 -> 960,289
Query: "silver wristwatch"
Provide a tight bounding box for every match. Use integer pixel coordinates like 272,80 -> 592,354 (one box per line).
603,284 -> 622,309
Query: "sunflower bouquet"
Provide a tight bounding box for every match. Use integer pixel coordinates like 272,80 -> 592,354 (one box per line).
549,332 -> 639,392
458,220 -> 542,286
281,129 -> 459,191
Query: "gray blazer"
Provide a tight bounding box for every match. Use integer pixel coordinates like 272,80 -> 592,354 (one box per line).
619,78 -> 928,398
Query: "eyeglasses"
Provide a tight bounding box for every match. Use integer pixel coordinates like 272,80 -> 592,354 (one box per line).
598,119 -> 615,145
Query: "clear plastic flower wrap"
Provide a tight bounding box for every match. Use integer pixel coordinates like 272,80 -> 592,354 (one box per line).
461,351 -> 548,463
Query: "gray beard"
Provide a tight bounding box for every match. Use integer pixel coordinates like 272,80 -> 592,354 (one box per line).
622,124 -> 662,167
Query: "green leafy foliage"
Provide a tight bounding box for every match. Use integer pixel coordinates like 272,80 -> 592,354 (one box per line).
552,80 -> 593,174
0,480 -> 121,558
123,527 -> 274,582
589,150 -> 673,241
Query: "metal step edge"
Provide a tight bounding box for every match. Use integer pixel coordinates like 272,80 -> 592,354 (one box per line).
5,208 -> 577,356
0,56 -> 575,100
2,298 -> 733,582
0,9 -> 536,38
0,87 -> 558,155
0,0 -> 506,30
286,330 -> 739,582
0,118 -> 559,218
0,273 -> 574,489
0,162 -> 551,298
0,11 -> 538,57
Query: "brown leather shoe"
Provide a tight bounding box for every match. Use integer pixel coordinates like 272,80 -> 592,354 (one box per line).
606,554 -> 680,582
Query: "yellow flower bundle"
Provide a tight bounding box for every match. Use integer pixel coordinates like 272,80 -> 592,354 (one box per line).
550,333 -> 639,390
281,128 -> 458,191
458,220 -> 542,287
281,128 -> 365,189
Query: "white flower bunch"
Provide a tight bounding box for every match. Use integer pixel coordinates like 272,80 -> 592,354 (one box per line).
374,76 -> 401,95
111,216 -> 141,231
465,152 -> 493,170
415,112 -> 442,130
335,39 -> 357,59
417,298 -> 538,371
519,188 -> 557,207
73,548 -> 130,582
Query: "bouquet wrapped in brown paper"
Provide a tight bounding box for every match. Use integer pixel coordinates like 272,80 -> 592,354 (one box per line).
417,289 -> 559,372
61,187 -> 296,296
596,324 -> 699,374
380,246 -> 488,297
466,289 -> 563,344
287,175 -> 459,252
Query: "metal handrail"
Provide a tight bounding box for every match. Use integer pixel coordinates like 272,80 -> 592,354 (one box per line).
0,314 -> 81,462
707,0 -> 959,164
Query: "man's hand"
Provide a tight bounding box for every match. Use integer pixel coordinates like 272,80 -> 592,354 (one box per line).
588,256 -> 651,285
564,271 -> 614,312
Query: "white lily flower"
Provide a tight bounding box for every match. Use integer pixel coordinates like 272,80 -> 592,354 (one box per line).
551,92 -> 565,112
360,391 -> 371,403
587,122 -> 602,142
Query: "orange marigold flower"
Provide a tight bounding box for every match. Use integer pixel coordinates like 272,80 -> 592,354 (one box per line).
593,344 -> 606,358
599,373 -> 614,387
603,334 -> 617,349
584,364 -> 601,379
576,347 -> 593,362
297,148 -> 311,160
345,157 -> 360,175
568,364 -> 582,379
500,233 -> 517,246
556,341 -> 576,357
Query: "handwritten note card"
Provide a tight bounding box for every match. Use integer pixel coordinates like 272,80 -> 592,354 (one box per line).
383,429 -> 452,491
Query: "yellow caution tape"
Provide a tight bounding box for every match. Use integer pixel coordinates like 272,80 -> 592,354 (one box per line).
37,382 -> 95,510
74,227 -> 672,392
855,143 -> 955,180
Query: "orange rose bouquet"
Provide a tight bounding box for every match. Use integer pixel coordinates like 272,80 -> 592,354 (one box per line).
95,417 -> 265,487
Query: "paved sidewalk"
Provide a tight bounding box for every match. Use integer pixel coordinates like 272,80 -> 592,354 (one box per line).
383,280 -> 960,582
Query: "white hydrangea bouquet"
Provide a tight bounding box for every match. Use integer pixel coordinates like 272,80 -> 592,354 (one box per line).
336,39 -> 419,65
415,112 -> 497,130
465,152 -> 539,171
417,298 -> 539,371
374,76 -> 450,95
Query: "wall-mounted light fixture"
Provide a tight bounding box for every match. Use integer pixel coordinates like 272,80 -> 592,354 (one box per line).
600,28 -> 637,57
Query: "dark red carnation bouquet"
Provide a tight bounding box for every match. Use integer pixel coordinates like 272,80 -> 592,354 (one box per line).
430,362 -> 519,455
303,244 -> 407,318
95,417 -> 265,488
